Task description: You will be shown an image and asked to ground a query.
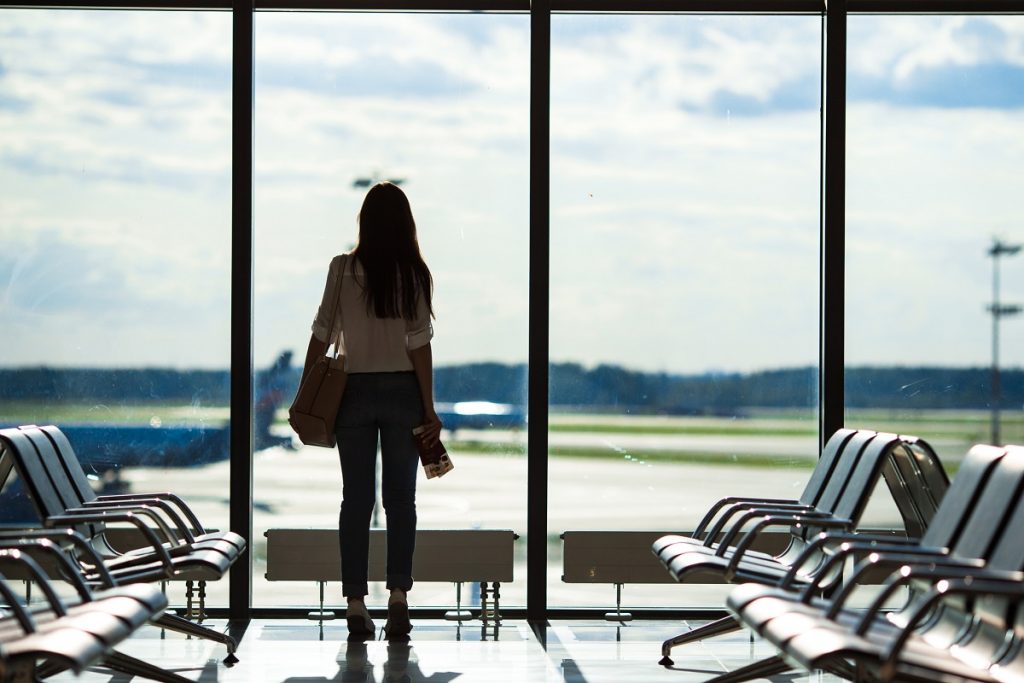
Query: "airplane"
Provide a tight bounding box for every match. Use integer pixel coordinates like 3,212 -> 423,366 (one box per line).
10,351 -> 296,477
435,400 -> 526,435
1,351 -> 524,484
352,172 -> 405,189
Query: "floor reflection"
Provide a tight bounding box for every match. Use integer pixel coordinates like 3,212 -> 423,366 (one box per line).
283,640 -> 462,683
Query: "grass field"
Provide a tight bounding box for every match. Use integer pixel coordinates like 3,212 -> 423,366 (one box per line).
3,400 -> 1021,471
0,400 -> 229,425
549,408 -> 1024,442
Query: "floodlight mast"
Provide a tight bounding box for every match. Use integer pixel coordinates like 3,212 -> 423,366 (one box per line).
987,238 -> 1022,445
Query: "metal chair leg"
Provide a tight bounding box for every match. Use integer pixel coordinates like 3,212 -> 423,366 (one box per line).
104,649 -> 197,683
702,654 -> 791,683
659,615 -> 743,665
154,613 -> 239,664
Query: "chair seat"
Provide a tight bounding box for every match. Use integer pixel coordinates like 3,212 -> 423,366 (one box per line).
658,536 -> 781,565
32,610 -> 133,646
121,537 -> 241,563
666,549 -> 796,584
1,624 -> 107,674
96,546 -> 234,583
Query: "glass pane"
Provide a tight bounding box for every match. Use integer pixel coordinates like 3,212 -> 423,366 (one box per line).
550,14 -> 822,607
846,16 -> 1024,469
253,13 -> 530,608
0,10 -> 232,604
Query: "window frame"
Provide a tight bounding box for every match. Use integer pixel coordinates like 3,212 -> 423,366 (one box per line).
2,0 -> 1022,620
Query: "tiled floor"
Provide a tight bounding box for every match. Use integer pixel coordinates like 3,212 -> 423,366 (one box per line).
50,618 -> 842,682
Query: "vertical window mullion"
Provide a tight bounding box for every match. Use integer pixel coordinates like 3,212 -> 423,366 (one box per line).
230,0 -> 255,621
528,0 -> 551,622
820,0 -> 846,448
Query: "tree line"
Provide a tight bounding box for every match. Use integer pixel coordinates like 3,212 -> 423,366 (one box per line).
0,362 -> 1021,413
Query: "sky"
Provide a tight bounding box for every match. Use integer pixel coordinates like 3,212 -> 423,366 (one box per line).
1,11 -> 1023,375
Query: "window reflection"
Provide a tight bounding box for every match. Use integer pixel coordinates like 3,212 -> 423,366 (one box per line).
549,13 -> 822,607
252,12 -> 530,608
0,9 -> 232,604
845,15 -> 1024,453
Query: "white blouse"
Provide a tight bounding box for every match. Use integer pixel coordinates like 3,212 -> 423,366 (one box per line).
311,253 -> 434,373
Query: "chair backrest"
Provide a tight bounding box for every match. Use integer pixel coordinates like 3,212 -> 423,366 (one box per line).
18,428 -> 88,511
879,437 -> 949,538
828,431 -> 901,525
807,429 -> 878,517
0,427 -> 98,539
0,449 -> 15,497
947,447 -> 1024,637
33,425 -> 98,507
946,446 -> 1024,562
797,428 -> 859,508
917,444 -> 1006,550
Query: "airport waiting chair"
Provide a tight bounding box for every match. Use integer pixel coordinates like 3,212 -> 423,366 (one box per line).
31,424 -> 245,553
0,426 -> 240,662
653,428 -> 858,559
721,444 -> 1024,683
652,429 -> 947,665
23,422 -> 244,614
0,544 -> 172,683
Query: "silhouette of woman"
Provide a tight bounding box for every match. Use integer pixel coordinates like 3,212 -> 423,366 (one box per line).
302,181 -> 442,639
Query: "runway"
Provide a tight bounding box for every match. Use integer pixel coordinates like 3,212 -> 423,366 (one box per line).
120,430 -> 914,610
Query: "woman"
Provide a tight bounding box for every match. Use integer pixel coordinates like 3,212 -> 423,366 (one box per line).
302,181 -> 442,639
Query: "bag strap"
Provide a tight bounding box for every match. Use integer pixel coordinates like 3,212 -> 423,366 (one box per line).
326,254 -> 346,359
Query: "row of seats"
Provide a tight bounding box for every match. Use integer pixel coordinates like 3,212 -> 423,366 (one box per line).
0,424 -> 242,683
653,428 -> 1024,683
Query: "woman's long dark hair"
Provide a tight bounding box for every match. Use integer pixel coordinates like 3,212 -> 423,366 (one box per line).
352,182 -> 434,321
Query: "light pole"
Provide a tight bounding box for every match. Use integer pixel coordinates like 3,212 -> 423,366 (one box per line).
987,238 -> 1022,445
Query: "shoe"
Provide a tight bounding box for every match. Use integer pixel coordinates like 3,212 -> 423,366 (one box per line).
346,600 -> 376,638
384,592 -> 412,639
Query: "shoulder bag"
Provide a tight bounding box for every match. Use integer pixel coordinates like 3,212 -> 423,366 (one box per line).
289,255 -> 348,448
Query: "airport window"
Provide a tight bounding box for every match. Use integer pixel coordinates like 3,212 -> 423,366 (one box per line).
0,9 -> 233,604
3,1 -> 1018,617
845,15 -> 1024,463
252,11 -> 530,608
548,13 -> 822,607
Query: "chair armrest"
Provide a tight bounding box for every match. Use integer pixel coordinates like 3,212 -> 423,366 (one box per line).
779,532 -> 924,590
724,515 -> 854,579
61,505 -> 179,547
0,574 -> 36,633
93,492 -> 206,535
45,512 -> 174,574
693,496 -> 801,538
786,537 -> 947,595
79,499 -> 195,543
703,502 -> 818,546
715,509 -> 842,558
829,552 -> 982,621
0,529 -> 118,588
878,571 -> 1024,678
0,540 -> 94,603
0,549 -> 73,615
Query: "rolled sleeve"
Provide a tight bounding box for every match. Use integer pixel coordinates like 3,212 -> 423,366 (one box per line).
405,289 -> 434,350
311,256 -> 343,344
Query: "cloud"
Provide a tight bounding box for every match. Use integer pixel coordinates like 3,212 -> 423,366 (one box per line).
0,148 -> 228,193
0,93 -> 30,113
695,73 -> 821,116
256,56 -> 479,99
552,16 -> 822,116
849,16 -> 1024,109
2,10 -> 1023,373
851,63 -> 1024,109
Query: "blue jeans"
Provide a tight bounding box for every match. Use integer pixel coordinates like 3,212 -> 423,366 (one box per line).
335,371 -> 423,598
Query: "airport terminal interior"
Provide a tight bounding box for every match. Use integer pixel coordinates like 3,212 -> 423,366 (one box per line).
2,0 -> 1024,681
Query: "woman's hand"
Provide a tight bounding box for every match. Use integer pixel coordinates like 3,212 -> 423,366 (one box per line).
418,408 -> 443,445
